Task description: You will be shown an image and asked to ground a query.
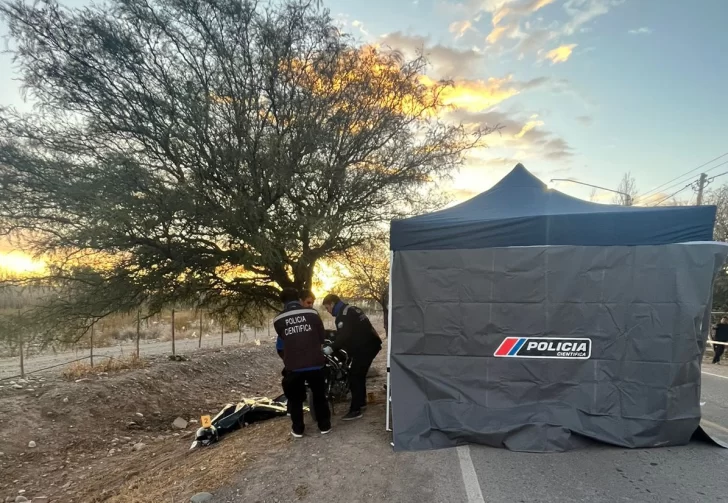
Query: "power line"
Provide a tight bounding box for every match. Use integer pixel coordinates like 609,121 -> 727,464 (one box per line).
650,183 -> 693,207
640,152 -> 728,200
649,160 -> 728,206
651,158 -> 728,198
707,168 -> 728,183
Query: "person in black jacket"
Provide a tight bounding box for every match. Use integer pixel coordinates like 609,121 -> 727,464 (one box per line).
274,287 -> 331,437
322,294 -> 382,421
713,317 -> 728,364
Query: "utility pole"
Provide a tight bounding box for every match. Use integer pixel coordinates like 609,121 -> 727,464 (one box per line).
696,173 -> 708,206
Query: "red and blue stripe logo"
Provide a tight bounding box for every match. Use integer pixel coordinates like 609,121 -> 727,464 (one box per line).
494,337 -> 592,359
494,337 -> 527,357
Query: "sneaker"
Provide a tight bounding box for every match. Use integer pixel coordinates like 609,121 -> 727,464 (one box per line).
361,405 -> 367,411
342,410 -> 363,421
320,428 -> 332,435
291,430 -> 303,438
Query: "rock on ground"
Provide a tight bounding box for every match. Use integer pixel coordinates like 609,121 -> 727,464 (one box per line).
172,417 -> 188,429
189,492 -> 214,503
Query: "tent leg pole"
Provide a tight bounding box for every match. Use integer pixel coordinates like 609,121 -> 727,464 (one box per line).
386,251 -> 394,434
386,371 -> 392,432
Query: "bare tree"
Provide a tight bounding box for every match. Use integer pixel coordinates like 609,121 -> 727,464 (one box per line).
706,185 -> 728,242
612,172 -> 638,206
0,0 -> 493,341
331,238 -> 390,334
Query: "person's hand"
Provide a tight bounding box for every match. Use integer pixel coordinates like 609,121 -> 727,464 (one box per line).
322,346 -> 333,355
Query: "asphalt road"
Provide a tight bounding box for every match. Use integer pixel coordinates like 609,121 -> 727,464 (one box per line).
407,369 -> 728,503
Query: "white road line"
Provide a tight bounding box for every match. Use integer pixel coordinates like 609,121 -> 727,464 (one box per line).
702,371 -> 728,380
457,445 -> 485,503
702,419 -> 728,435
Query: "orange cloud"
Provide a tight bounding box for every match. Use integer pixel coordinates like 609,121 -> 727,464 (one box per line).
491,8 -> 510,26
420,75 -> 522,112
532,0 -> 556,12
492,0 -> 556,27
544,44 -> 577,64
486,24 -> 511,44
449,20 -> 474,38
515,117 -> 545,138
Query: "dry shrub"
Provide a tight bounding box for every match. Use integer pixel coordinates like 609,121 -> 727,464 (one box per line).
61,355 -> 148,380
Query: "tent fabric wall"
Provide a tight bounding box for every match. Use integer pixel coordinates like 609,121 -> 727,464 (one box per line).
390,243 -> 728,452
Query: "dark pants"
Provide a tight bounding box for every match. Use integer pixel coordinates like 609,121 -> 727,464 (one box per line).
349,347 -> 380,413
714,342 -> 726,363
282,368 -> 331,434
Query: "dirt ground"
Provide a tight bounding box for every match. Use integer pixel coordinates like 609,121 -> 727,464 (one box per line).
0,343 -> 294,502
0,332 -> 390,503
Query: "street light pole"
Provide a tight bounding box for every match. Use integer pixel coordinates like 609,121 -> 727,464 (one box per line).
550,178 -> 633,206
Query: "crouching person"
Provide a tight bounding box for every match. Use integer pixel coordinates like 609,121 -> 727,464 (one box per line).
274,287 -> 331,437
322,294 -> 382,421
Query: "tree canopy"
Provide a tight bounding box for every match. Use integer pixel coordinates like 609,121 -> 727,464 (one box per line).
0,0 -> 492,337
332,238 -> 389,309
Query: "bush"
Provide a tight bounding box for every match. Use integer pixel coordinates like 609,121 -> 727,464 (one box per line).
61,355 -> 148,380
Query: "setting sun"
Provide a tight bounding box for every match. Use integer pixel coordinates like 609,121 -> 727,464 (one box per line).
0,251 -> 46,275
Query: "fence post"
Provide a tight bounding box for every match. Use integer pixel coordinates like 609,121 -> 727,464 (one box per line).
136,309 -> 141,359
171,308 -> 176,356
221,320 -> 224,346
90,322 -> 94,367
18,330 -> 24,378
267,318 -> 271,338
198,311 -> 203,348
239,323 -> 243,344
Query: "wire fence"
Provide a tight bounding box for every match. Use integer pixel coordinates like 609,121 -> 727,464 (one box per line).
0,315 -> 278,381
0,309 -> 386,381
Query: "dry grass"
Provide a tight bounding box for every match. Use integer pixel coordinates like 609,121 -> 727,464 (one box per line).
97,420 -> 290,503
61,355 -> 148,380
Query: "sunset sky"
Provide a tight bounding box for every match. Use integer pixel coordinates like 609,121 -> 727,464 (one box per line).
1,0 -> 726,204
0,0 -> 727,271
326,0 -> 728,203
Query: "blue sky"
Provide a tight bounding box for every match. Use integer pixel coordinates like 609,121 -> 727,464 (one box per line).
1,0 -> 727,205
326,0 -> 728,204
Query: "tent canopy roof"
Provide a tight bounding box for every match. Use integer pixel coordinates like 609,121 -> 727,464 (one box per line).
390,164 -> 716,251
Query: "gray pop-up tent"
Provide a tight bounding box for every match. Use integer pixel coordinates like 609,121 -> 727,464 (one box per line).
386,164 -> 728,452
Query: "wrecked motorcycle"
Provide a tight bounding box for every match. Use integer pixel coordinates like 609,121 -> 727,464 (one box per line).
190,395 -> 295,449
307,331 -> 351,422
191,332 -> 349,449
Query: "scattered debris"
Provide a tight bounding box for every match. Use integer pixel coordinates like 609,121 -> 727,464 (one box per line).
132,442 -> 146,452
28,441 -> 37,449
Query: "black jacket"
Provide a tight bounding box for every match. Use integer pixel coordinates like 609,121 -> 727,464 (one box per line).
331,303 -> 382,358
715,323 -> 728,342
274,302 -> 327,372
